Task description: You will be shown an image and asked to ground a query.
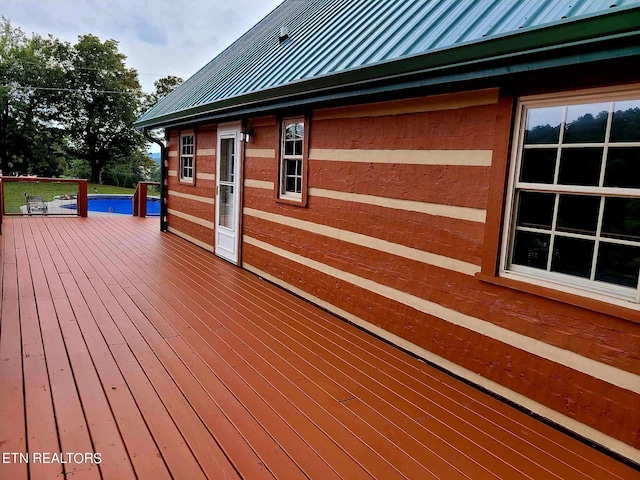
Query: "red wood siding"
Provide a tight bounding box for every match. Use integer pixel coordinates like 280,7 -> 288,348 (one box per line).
237,88 -> 640,455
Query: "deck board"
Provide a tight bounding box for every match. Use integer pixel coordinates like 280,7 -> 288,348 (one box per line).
0,216 -> 638,479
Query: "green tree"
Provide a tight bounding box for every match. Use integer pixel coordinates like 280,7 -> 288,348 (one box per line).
59,34 -> 143,183
0,18 -> 67,176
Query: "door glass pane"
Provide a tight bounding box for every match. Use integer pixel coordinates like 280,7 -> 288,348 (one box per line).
219,138 -> 235,183
219,185 -> 234,229
611,100 -> 640,142
563,102 -> 608,143
524,106 -> 563,144
512,231 -> 550,269
595,242 -> 640,288
550,236 -> 594,278
520,148 -> 557,183
603,147 -> 640,188
516,191 -> 555,229
602,197 -> 640,241
557,147 -> 603,186
556,194 -> 600,235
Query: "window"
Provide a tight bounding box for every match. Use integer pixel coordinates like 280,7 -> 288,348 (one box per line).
502,90 -> 640,302
279,118 -> 307,202
179,133 -> 195,183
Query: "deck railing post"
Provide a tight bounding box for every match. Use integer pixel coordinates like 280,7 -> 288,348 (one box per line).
139,182 -> 148,218
77,180 -> 88,217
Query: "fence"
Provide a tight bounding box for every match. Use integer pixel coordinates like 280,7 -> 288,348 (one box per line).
0,177 -> 88,224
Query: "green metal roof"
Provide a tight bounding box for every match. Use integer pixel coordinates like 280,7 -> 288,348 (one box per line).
136,0 -> 640,129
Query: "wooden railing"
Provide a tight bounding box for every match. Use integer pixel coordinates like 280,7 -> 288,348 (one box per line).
0,177 -> 88,227
132,181 -> 160,218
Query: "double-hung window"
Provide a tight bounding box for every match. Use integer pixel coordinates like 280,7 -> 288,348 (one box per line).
279,118 -> 306,202
180,133 -> 195,183
502,90 -> 640,303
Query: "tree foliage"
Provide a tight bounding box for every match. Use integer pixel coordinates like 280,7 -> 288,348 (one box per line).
0,18 -> 181,184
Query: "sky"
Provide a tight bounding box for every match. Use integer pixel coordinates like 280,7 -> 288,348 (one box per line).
2,0 -> 284,93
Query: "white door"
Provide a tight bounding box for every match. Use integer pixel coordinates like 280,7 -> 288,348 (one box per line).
215,126 -> 241,263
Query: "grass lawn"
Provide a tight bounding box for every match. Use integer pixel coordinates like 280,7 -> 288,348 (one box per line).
2,180 -> 136,214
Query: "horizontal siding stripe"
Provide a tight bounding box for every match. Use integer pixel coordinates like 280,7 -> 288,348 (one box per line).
168,151 -> 177,158
196,148 -> 215,156
309,188 -> 486,223
246,148 -> 275,158
168,170 -> 178,177
245,179 -> 274,190
242,262 -> 640,465
167,227 -> 214,252
169,191 -> 214,205
313,88 -> 499,120
244,208 -> 479,276
196,173 -> 215,181
243,236 -> 640,396
167,208 -> 214,230
309,149 -> 492,166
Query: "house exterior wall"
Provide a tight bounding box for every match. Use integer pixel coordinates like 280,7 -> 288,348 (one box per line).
164,86 -> 640,459
166,126 -> 217,250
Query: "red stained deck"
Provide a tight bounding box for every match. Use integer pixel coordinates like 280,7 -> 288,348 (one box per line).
0,216 -> 638,479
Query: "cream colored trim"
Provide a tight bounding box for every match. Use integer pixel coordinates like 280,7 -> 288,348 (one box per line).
309,149 -> 492,166
196,172 -> 215,181
168,170 -> 178,177
168,151 -> 178,158
242,263 -> 640,465
246,148 -> 275,158
169,190 -> 214,205
313,88 -> 499,120
244,208 -> 479,275
244,235 -> 640,396
167,227 -> 213,252
197,148 -> 215,156
168,208 -> 214,230
309,188 -> 486,223
244,179 -> 274,190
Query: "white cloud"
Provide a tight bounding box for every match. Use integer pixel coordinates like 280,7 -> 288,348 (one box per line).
2,0 -> 283,92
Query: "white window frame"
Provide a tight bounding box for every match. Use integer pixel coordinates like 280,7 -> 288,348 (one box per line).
179,133 -> 195,184
279,118 -> 305,201
500,86 -> 640,305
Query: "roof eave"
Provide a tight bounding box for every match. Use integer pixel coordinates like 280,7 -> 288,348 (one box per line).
134,7 -> 640,129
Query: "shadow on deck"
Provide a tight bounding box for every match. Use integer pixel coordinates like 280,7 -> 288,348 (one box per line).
0,216 -> 637,479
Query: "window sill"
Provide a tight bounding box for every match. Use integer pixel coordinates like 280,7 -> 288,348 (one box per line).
178,178 -> 195,186
476,272 -> 640,325
276,195 -> 306,207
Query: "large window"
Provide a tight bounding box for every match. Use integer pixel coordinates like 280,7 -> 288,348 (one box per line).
179,133 -> 195,183
502,90 -> 640,302
279,118 -> 306,202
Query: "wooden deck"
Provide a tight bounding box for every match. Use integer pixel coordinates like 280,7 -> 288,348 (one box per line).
0,216 -> 638,480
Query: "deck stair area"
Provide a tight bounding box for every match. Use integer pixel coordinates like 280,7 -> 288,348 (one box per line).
0,216 -> 638,479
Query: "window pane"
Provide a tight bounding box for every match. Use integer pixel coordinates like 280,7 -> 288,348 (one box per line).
596,242 -> 640,288
520,148 -> 557,184
294,139 -> 303,156
516,191 -> 555,229
512,231 -> 550,269
284,140 -> 294,156
286,159 -> 299,175
603,147 -> 640,188
563,103 -> 608,143
550,236 -> 594,279
285,124 -> 296,140
556,194 -> 600,235
219,138 -> 234,182
611,100 -> 640,142
602,197 -> 640,241
557,147 -> 603,186
219,185 -> 234,228
524,107 -> 563,144
296,177 -> 302,193
294,122 -> 304,139
285,175 -> 297,193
